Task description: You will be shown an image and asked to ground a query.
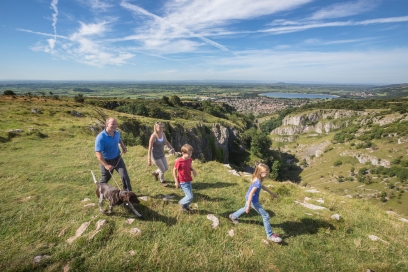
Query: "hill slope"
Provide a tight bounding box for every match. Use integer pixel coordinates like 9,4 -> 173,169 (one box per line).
0,97 -> 407,271
269,106 -> 408,217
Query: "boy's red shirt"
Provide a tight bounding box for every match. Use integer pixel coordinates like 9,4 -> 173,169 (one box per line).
174,157 -> 193,182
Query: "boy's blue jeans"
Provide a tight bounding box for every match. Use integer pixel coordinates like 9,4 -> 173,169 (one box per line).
232,202 -> 273,237
179,182 -> 193,209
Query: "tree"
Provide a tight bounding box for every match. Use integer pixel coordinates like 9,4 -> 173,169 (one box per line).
118,102 -> 149,117
250,133 -> 272,159
3,90 -> 16,96
241,127 -> 257,148
162,96 -> 172,106
169,95 -> 182,106
148,107 -> 170,119
74,94 -> 85,103
270,160 -> 281,180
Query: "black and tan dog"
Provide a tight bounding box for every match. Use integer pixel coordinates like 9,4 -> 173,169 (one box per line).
91,171 -> 142,218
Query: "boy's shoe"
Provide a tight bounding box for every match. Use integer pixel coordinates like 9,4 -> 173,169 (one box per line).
229,214 -> 239,225
152,172 -> 159,181
267,234 -> 282,243
160,182 -> 168,187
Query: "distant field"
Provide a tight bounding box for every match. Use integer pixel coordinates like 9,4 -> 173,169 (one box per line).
0,81 -> 375,99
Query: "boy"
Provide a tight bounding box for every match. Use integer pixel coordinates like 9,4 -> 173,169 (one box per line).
173,144 -> 197,212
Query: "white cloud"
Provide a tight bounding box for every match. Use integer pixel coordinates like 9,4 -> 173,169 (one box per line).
260,16 -> 408,35
120,1 -> 230,52
357,16 -> 408,25
49,0 -> 58,51
162,0 -> 312,30
64,20 -> 136,67
72,21 -> 110,37
310,0 -> 379,20
120,0 -> 313,52
77,0 -> 114,12
17,28 -> 68,39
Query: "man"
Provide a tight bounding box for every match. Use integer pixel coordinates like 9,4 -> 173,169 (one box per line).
95,117 -> 132,191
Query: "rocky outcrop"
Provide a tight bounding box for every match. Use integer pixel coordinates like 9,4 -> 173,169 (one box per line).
119,119 -> 242,164
168,123 -> 241,163
340,151 -> 390,167
272,110 -> 367,136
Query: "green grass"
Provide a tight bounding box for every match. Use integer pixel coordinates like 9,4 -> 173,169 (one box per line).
1,97 -> 408,271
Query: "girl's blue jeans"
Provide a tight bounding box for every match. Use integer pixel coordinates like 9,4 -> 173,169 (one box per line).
179,182 -> 193,209
232,202 -> 273,237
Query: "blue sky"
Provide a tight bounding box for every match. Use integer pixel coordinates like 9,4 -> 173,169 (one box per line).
1,0 -> 408,84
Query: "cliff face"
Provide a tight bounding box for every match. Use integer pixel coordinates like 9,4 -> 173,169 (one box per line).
120,119 -> 242,164
168,123 -> 241,163
272,110 -> 368,136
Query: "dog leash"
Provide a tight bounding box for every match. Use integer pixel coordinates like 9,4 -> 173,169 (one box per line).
107,153 -> 124,190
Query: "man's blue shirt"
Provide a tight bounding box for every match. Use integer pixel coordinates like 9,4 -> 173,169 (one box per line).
95,129 -> 121,160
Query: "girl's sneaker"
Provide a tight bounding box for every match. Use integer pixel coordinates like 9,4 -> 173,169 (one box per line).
267,234 -> 282,243
180,204 -> 191,213
229,214 -> 239,224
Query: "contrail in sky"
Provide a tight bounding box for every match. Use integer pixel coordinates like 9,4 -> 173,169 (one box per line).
49,0 -> 59,50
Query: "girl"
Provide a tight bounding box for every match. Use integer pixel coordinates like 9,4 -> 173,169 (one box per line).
229,163 -> 282,243
148,122 -> 174,187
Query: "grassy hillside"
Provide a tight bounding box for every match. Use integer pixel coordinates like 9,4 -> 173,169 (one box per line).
1,97 -> 408,271
269,106 -> 408,218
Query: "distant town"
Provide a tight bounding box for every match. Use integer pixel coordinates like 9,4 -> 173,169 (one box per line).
215,96 -> 309,115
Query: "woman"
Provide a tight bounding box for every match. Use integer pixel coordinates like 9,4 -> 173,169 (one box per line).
148,122 -> 174,187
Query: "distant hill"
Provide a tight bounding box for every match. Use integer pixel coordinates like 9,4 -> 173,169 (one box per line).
369,83 -> 408,98
73,87 -> 95,93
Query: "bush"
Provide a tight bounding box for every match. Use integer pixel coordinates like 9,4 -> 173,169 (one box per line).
169,95 -> 182,106
333,160 -> 342,167
117,102 -> 149,117
391,158 -> 401,165
400,160 -> 408,167
276,185 -> 291,196
259,117 -> 282,133
149,107 -> 171,120
74,94 -> 85,103
358,167 -> 368,175
4,90 -> 16,96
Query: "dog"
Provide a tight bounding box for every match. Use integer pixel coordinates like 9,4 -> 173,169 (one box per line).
91,171 -> 142,218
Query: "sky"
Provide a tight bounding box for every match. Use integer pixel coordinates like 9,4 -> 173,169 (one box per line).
1,0 -> 408,85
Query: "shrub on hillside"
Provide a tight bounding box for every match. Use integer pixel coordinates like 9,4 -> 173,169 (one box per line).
358,167 -> 368,175
391,158 -> 401,165
333,160 -> 342,167
148,107 -> 171,120
260,117 -> 282,133
3,90 -> 16,96
117,102 -> 149,117
169,95 -> 182,106
401,160 -> 408,167
74,94 -> 85,103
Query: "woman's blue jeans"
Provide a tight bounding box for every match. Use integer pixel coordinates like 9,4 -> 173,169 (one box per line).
232,202 -> 273,237
179,182 -> 193,209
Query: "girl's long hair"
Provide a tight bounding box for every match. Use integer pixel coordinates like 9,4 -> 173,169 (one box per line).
252,163 -> 270,183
